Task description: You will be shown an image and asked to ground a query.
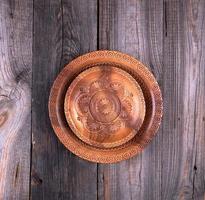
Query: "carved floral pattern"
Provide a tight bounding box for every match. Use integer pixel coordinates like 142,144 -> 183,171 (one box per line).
76,76 -> 134,135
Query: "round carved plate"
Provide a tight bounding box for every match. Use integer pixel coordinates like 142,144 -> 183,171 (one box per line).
64,66 -> 146,148
49,50 -> 163,163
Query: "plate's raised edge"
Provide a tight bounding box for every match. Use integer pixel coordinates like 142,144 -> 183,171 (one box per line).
48,50 -> 163,163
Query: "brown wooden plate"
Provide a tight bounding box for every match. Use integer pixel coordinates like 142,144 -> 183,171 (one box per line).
64,66 -> 146,148
49,50 -> 163,163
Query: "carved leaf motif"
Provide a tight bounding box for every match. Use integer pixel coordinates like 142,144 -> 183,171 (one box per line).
77,94 -> 90,114
110,82 -> 125,98
84,117 -> 101,132
108,120 -> 121,132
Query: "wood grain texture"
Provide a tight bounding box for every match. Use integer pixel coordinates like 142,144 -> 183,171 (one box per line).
98,0 -> 205,200
162,1 -> 205,199
0,0 -> 32,199
31,0 -> 97,199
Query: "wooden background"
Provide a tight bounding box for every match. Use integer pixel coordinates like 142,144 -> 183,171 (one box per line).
0,0 -> 205,199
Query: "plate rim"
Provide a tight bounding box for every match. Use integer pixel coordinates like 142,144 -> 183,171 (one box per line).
48,50 -> 163,163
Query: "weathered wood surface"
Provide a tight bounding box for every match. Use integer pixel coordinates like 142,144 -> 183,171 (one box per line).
0,0 -> 32,199
0,0 -> 205,199
31,0 -> 97,200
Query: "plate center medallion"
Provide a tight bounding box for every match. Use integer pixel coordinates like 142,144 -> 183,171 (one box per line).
89,90 -> 121,123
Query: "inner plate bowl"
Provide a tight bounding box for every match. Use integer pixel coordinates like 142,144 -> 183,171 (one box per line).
64,66 -> 146,148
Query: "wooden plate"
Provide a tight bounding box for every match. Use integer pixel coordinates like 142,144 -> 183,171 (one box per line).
64,66 -> 146,148
49,50 -> 163,163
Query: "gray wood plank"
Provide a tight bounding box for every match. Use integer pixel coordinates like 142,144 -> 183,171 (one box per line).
162,1 -> 205,199
0,0 -> 32,199
98,0 -> 205,200
31,0 -> 97,199
98,0 -> 163,199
